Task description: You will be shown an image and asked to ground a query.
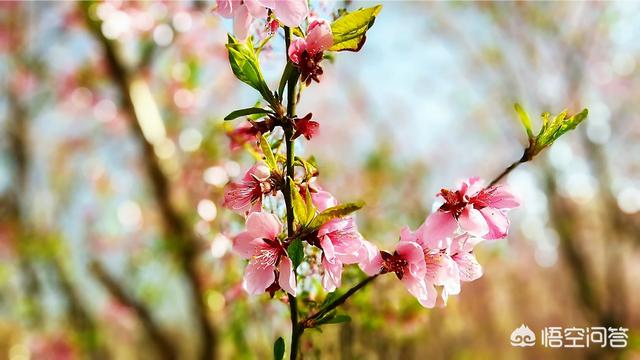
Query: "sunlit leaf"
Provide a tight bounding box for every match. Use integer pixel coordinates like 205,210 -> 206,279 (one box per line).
309,201 -> 364,230
329,5 -> 382,52
260,135 -> 278,170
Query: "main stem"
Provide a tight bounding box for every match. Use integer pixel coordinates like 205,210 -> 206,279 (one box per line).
283,26 -> 301,360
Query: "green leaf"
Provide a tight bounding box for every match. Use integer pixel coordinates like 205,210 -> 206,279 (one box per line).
320,314 -> 351,325
535,108 -> 588,152
273,337 -> 285,360
224,107 -> 271,121
309,201 -> 364,230
226,34 -> 274,103
290,179 -> 307,224
329,5 -> 382,52
278,62 -> 294,101
304,188 -> 315,223
514,103 -> 533,138
260,135 -> 277,170
287,239 -> 304,268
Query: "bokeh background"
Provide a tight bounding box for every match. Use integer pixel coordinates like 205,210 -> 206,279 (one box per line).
1,1 -> 639,359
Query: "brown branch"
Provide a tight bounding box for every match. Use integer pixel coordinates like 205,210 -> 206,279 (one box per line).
80,3 -> 217,359
90,261 -> 177,359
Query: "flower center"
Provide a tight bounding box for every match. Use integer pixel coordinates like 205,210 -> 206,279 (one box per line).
381,251 -> 409,280
438,188 -> 468,218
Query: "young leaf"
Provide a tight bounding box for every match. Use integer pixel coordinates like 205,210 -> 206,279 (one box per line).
224,107 -> 271,121
289,179 -> 308,224
287,239 -> 304,268
514,103 -> 533,138
329,5 -> 382,52
304,187 -> 316,223
260,135 -> 278,170
309,201 -> 364,230
273,337 -> 285,360
320,314 -> 351,325
535,108 -> 588,153
278,62 -> 294,101
226,35 -> 274,103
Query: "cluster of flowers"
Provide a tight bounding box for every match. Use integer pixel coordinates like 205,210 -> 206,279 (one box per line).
224,160 -> 518,306
216,0 -> 333,86
216,0 -> 520,308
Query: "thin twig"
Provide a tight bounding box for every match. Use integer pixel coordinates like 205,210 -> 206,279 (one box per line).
90,261 -> 177,360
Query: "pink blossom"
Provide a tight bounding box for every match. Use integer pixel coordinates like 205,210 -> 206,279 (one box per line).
223,164 -> 272,215
401,225 -> 484,307
215,0 -> 309,40
370,238 -> 433,308
422,177 -> 519,243
233,212 -> 296,296
288,17 -> 333,85
311,189 -> 374,291
227,122 -> 260,151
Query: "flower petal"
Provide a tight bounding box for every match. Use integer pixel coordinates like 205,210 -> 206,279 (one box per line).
278,257 -> 297,296
273,0 -> 308,27
454,252 -> 483,282
458,207 -> 489,237
486,186 -> 520,209
321,256 -> 343,292
242,260 -> 275,295
232,4 -> 253,40
246,212 -> 282,240
358,241 -> 382,276
233,231 -> 262,259
421,210 -> 457,247
243,0 -> 268,18
478,208 -> 509,240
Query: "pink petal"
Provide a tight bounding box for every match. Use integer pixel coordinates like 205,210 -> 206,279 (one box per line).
421,211 -> 457,247
458,207 -> 489,237
278,257 -> 297,296
233,231 -> 263,259
242,260 -> 275,295
402,274 -> 435,308
243,0 -> 268,18
485,186 -> 520,209
453,252 -> 483,282
305,18 -> 333,54
273,0 -> 308,27
358,241 -> 382,276
478,208 -> 509,240
233,5 -> 253,40
246,212 -> 282,240
321,256 -> 343,292
320,235 -> 335,261
396,241 -> 427,278
463,176 -> 485,196
310,189 -> 336,211
215,0 -> 234,18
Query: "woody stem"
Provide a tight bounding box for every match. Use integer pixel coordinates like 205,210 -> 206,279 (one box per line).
283,26 -> 301,360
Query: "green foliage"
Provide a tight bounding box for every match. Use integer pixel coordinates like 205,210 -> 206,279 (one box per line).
330,5 -> 382,52
224,107 -> 272,121
314,309 -> 351,327
287,239 -> 304,269
260,135 -> 278,171
273,337 -> 285,360
514,104 -> 588,157
290,179 -> 309,225
226,35 -> 275,104
308,201 -> 364,230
